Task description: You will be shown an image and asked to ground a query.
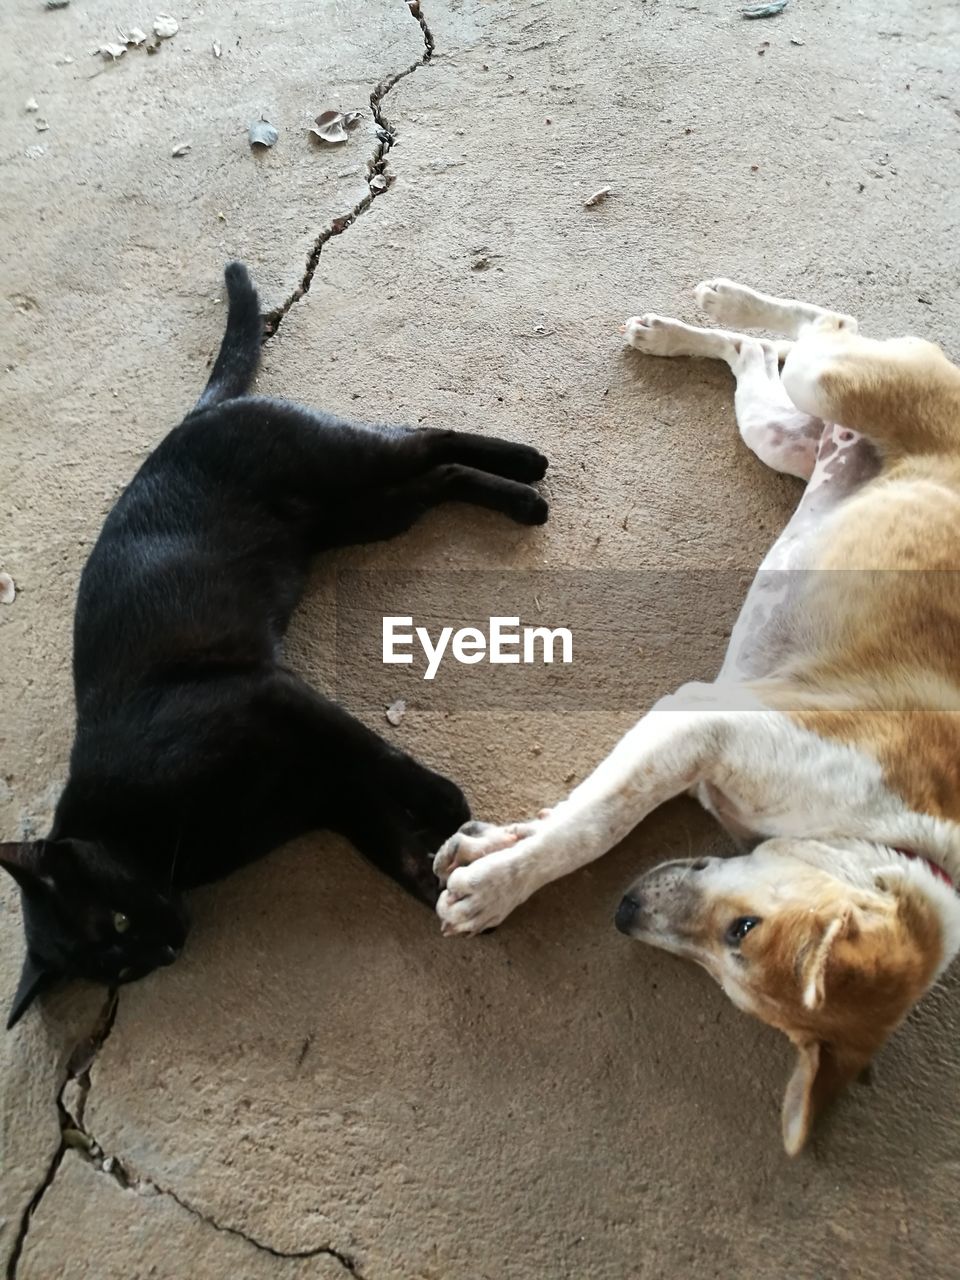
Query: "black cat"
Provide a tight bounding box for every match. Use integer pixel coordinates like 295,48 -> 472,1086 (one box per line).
0,262 -> 549,1028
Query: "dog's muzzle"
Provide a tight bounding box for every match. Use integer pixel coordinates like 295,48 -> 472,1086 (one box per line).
615,892 -> 643,935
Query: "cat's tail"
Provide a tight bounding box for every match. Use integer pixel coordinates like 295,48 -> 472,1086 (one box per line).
194,262 -> 263,410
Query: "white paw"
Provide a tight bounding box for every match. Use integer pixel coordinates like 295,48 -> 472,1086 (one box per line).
433,818 -> 537,885
621,313 -> 690,357
436,846 -> 534,936
694,278 -> 761,328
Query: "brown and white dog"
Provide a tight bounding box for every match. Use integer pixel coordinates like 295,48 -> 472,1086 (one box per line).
433,279 -> 960,1154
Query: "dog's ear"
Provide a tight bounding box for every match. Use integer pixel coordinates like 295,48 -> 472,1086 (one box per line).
781,1036 -> 873,1155
797,908 -> 863,1010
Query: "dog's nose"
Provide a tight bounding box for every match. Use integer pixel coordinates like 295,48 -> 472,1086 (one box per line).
615,893 -> 643,935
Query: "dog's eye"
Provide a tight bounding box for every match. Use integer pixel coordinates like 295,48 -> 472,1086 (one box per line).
725,916 -> 760,944
112,911 -> 130,934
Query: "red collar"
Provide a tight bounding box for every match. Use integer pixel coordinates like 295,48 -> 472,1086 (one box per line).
894,848 -> 956,891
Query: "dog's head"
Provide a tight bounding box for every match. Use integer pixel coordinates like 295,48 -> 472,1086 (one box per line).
615,838 -> 960,1154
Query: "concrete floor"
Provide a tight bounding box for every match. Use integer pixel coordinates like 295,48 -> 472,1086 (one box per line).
2,0 -> 959,1276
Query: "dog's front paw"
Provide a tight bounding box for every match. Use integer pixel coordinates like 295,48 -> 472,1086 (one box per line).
433,819 -> 531,884
437,848 -> 533,936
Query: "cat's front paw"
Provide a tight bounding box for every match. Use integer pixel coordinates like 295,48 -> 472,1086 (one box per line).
404,769 -> 470,848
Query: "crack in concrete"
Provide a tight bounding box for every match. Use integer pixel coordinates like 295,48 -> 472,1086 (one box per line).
10,990 -> 365,1278
6,989 -> 118,1280
263,0 -> 435,338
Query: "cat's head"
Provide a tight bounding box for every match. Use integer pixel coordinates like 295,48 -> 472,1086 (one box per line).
0,839 -> 188,1028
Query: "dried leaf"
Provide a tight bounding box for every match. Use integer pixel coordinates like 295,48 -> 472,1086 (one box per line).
171,142 -> 191,157
212,40 -> 222,57
248,119 -> 279,148
153,13 -> 179,38
98,42 -> 128,60
342,110 -> 364,129
369,173 -> 389,192
310,109 -> 349,143
45,0 -> 71,8
124,27 -> 148,46
0,573 -> 15,606
741,0 -> 788,15
583,185 -> 611,208
25,97 -> 39,112
385,699 -> 406,727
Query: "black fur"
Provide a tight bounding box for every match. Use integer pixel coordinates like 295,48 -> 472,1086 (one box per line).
0,262 -> 549,1028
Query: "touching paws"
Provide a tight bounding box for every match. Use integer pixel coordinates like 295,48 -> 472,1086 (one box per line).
434,818 -> 544,936
434,820 -> 515,882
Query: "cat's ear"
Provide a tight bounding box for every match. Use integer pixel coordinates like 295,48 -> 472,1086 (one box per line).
7,952 -> 53,1029
0,842 -> 50,894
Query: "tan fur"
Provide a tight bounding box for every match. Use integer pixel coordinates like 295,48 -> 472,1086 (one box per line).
761,333 -> 960,820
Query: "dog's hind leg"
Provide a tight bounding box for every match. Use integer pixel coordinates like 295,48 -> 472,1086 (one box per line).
623,314 -> 822,480
694,278 -> 859,339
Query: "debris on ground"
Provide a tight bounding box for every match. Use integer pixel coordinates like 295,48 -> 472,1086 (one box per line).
97,42 -> 128,60
45,0 -> 71,8
62,1128 -> 95,1153
124,27 -> 148,46
153,13 -> 179,38
34,118 -> 49,131
249,118 -> 279,148
583,185 -> 611,208
25,97 -> 39,112
171,141 -> 191,156
310,109 -> 363,143
790,36 -> 805,44
0,573 -> 16,605
385,699 -> 406,727
212,40 -> 222,57
741,0 -> 788,15
369,173 -> 390,191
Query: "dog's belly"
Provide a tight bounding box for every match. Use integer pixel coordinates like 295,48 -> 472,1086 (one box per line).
719,427 -> 880,682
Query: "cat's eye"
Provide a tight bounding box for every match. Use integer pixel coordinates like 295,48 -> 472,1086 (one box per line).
112,911 -> 131,934
725,916 -> 760,945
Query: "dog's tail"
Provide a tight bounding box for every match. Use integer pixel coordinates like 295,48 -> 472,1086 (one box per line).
194,262 -> 263,410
